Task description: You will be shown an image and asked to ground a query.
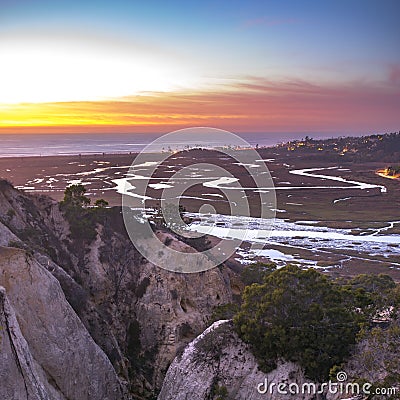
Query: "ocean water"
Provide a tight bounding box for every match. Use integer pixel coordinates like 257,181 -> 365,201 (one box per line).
0,132 -> 346,158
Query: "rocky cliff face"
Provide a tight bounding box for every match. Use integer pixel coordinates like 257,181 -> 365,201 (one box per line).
0,180 -> 240,398
158,320 -> 317,400
0,247 -> 125,400
159,321 -> 400,400
0,285 -> 58,400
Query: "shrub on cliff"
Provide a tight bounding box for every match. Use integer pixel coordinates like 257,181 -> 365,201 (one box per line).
60,184 -> 98,241
240,262 -> 276,286
234,265 -> 362,382
61,184 -> 91,208
338,273 -> 399,324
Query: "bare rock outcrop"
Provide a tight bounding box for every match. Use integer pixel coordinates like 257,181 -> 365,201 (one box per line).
0,286 -> 60,400
158,320 -> 315,400
0,246 -> 126,400
159,319 -> 400,400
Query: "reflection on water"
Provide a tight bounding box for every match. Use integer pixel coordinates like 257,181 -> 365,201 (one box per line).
188,213 -> 400,267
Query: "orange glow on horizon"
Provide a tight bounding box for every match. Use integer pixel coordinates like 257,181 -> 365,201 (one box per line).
1,79 -> 399,134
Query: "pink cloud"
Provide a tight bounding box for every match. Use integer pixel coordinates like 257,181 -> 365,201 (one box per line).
1,77 -> 399,134
389,65 -> 400,85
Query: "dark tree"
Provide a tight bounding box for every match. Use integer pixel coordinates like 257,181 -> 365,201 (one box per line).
94,198 -> 109,208
62,184 -> 90,208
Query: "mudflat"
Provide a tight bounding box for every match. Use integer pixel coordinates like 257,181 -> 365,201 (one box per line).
1,147 -> 399,280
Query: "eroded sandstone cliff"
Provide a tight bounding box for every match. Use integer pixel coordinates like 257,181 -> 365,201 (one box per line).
0,180 -> 240,398
0,247 -> 125,400
158,320 -> 315,400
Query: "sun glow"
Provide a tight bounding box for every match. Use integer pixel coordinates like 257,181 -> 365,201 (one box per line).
0,37 -> 197,104
0,97 -> 246,134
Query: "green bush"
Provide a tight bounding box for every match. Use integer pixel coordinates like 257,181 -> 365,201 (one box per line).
61,184 -> 90,208
60,184 -> 108,242
338,274 -> 399,322
62,205 -> 97,241
211,383 -> 228,400
234,265 -> 362,382
7,240 -> 25,250
210,303 -> 239,324
94,198 -> 109,208
241,262 -> 276,286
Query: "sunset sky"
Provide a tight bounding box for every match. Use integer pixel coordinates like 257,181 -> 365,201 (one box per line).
0,0 -> 399,134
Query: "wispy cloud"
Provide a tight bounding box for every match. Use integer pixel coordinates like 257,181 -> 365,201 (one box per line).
1,77 -> 399,134
389,64 -> 400,85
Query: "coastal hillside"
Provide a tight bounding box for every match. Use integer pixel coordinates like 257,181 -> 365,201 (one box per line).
159,264 -> 400,399
0,180 -> 399,399
0,180 -> 240,398
159,316 -> 400,400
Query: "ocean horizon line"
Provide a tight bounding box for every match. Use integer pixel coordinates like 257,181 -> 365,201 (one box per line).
0,131 -> 372,158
